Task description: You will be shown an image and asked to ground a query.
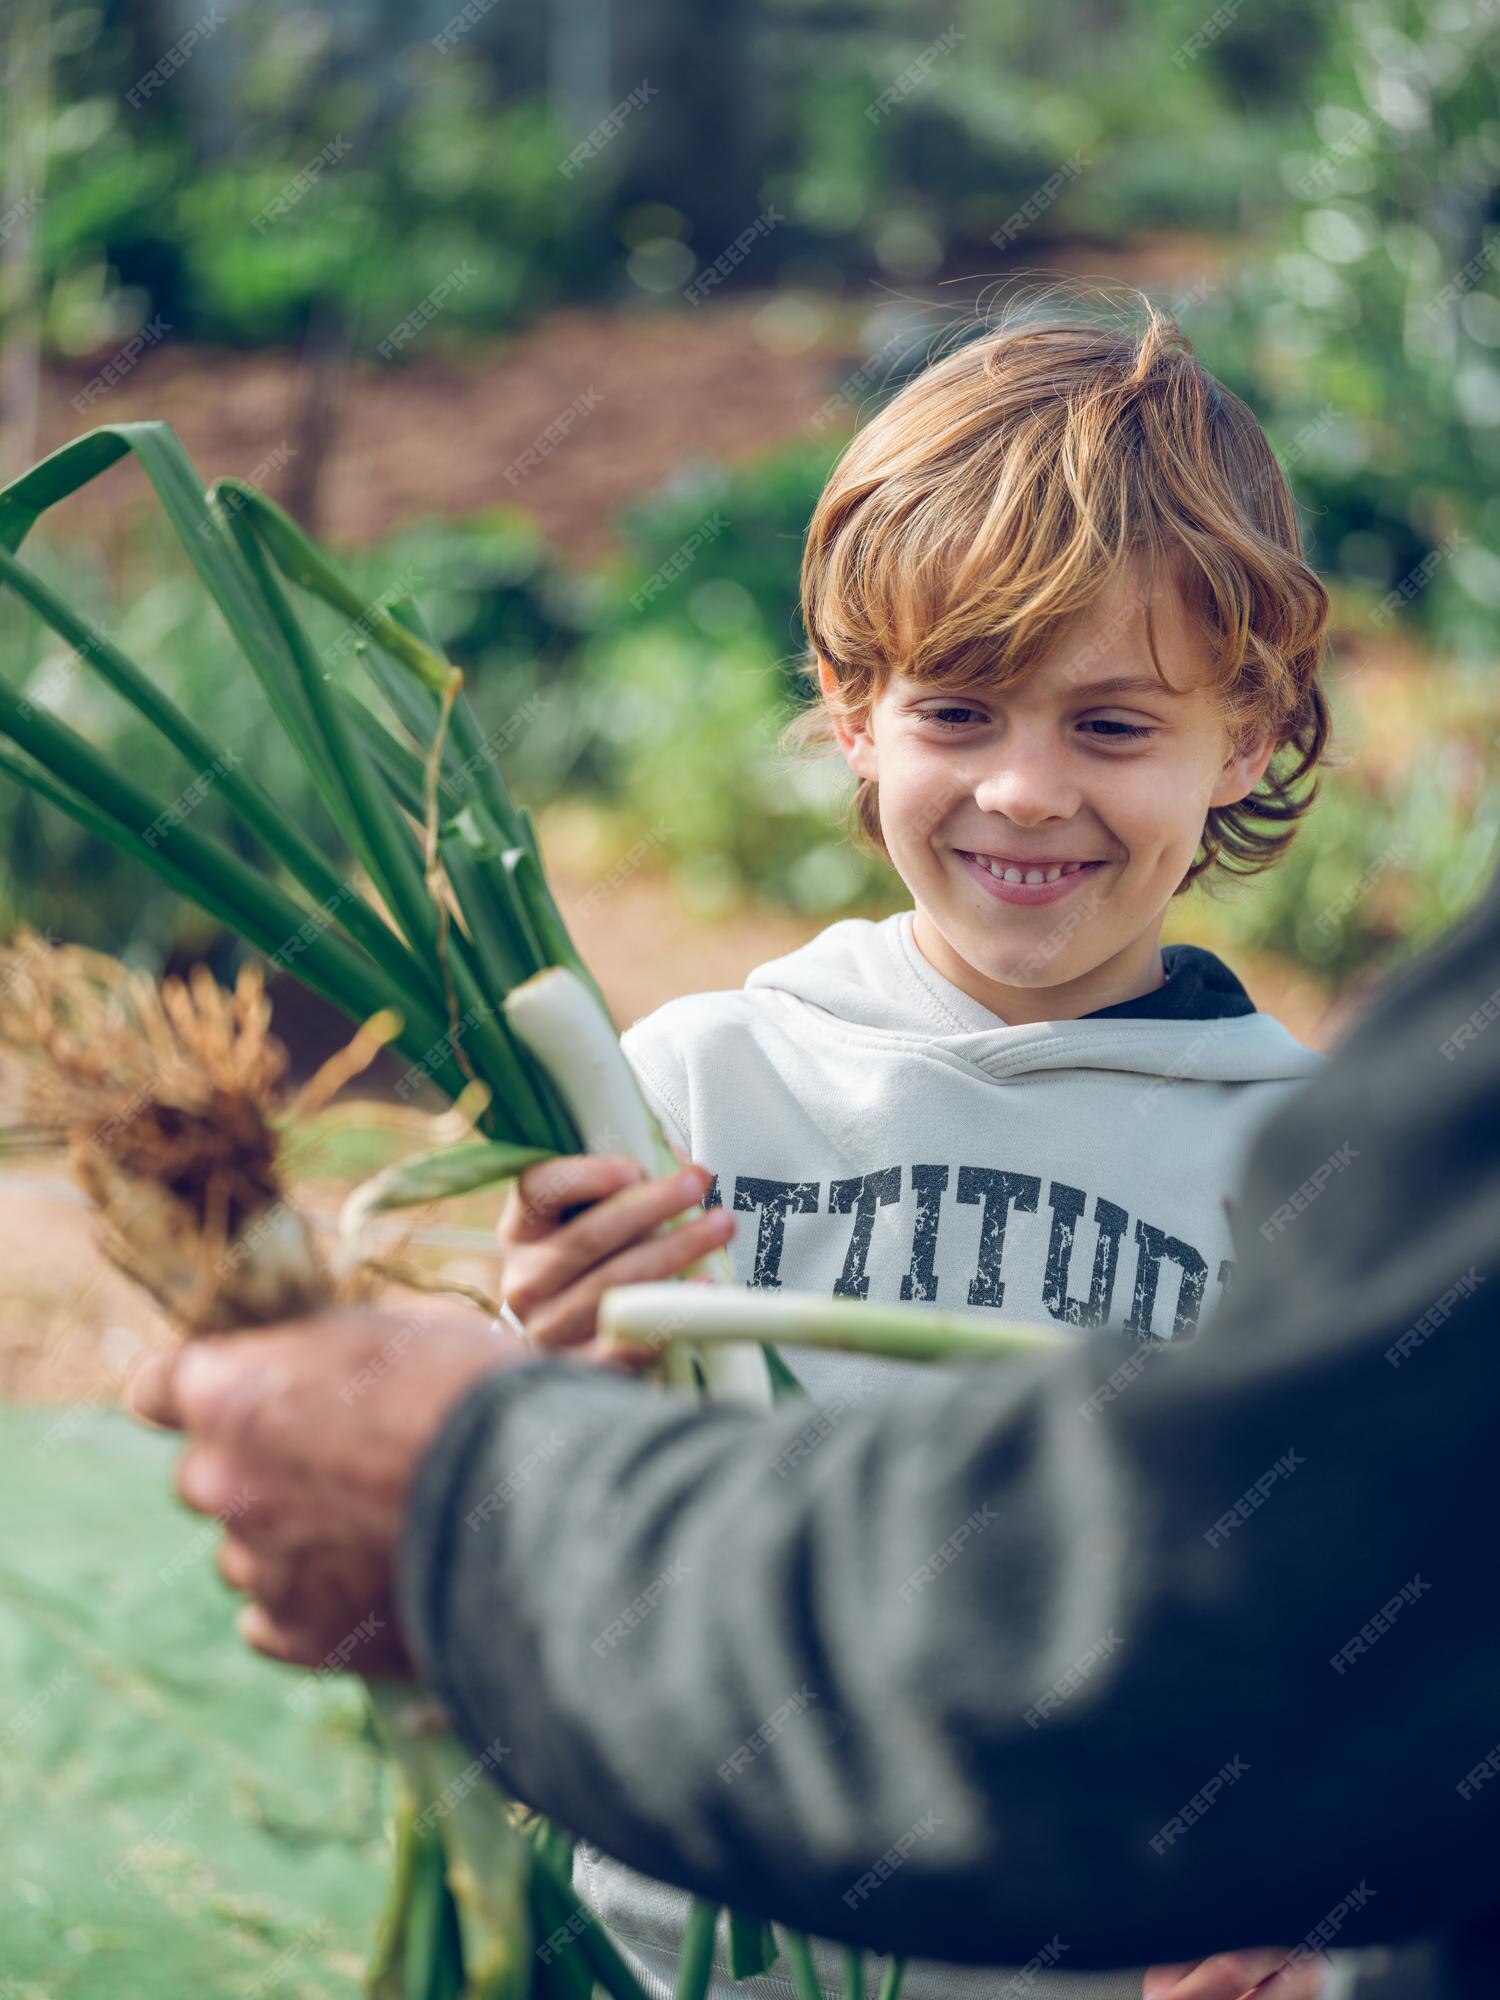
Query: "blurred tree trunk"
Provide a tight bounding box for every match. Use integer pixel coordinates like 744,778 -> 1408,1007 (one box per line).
282,296 -> 357,537
282,0 -> 410,536
549,0 -> 614,137
618,0 -> 761,257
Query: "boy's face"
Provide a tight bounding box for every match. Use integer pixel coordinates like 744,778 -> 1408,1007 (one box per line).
821,561 -> 1277,1024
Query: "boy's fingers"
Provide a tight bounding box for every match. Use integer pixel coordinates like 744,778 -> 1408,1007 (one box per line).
525,1210 -> 734,1354
506,1166 -> 715,1311
583,1332 -> 663,1373
503,1154 -> 644,1243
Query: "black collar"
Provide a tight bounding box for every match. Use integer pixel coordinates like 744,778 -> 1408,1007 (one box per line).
1082,944 -> 1256,1024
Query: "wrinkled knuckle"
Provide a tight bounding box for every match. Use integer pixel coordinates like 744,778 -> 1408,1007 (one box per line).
191,1375 -> 246,1454
1209,1955 -> 1263,1992
233,1354 -> 298,1457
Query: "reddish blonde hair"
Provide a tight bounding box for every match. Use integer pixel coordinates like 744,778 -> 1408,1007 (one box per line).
788,299 -> 1332,890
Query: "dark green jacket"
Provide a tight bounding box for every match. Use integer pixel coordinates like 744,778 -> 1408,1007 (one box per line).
400,867 -> 1500,1998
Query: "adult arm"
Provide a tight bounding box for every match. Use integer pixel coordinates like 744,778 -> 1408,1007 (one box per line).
398,871 -> 1500,1972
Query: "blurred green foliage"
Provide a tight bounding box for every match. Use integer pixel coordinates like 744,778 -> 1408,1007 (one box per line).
4,0 -> 1500,995
16,0 -> 1496,649
1203,722 -> 1500,976
24,0 -> 1334,355
575,445 -> 859,916
1177,0 -> 1500,655
759,0 -> 1329,261
34,15 -> 594,352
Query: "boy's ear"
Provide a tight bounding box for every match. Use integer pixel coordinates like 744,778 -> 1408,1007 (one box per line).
1208,723 -> 1278,809
817,658 -> 878,779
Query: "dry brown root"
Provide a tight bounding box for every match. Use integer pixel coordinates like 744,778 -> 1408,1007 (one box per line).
0,928 -> 397,1334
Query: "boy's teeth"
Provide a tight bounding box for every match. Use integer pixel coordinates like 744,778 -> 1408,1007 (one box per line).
981,859 -> 1080,885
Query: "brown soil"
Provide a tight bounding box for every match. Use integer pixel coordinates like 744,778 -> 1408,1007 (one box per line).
31,298 -> 865,564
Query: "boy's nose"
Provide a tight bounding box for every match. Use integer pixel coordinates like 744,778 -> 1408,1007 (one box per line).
971,756 -> 1084,825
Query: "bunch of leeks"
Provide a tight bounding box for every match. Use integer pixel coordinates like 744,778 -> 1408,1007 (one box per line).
0,424 -> 1058,2000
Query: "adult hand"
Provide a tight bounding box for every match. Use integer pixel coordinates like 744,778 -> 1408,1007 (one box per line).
1142,1946 -> 1326,1998
128,1303 -> 528,1676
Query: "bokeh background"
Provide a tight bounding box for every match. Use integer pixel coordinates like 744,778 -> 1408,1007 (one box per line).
0,1 -> 1497,1991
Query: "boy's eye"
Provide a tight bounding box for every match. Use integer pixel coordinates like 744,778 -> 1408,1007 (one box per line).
1080,719 -> 1156,742
921,706 -> 986,729
918,709 -> 1157,741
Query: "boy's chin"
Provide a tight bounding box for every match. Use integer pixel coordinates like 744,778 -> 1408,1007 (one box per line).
973,948 -> 1090,993
940,920 -> 1094,992
915,891 -> 1122,994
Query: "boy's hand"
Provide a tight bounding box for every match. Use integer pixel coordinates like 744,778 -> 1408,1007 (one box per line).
1143,1947 -> 1325,1998
495,1148 -> 735,1368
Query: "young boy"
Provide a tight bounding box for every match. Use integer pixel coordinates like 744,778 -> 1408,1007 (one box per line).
497,307 -> 1341,2000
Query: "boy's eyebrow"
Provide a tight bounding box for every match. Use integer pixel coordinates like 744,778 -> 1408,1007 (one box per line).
1068,672 -> 1185,701
898,669 -> 1189,702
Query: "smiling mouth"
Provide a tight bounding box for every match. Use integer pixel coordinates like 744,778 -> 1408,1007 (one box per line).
954,851 -> 1109,886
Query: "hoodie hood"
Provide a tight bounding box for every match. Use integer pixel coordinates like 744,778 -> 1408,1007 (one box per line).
742,909 -> 1320,1086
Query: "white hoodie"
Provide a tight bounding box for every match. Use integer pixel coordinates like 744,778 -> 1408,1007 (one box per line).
572,908 -> 1328,2000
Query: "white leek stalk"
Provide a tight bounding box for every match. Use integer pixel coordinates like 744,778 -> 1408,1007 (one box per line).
598,1282 -> 1068,1365
502,967 -> 775,1408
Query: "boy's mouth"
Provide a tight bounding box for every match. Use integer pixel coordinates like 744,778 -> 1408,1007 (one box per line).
952,849 -> 1109,907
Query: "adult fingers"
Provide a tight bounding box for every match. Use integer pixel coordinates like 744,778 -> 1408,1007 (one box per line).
216,1535 -> 259,1595
128,1345 -> 186,1429
1144,1948 -> 1319,2000
153,1332 -> 325,1512
174,1440 -> 247,1520
1243,1955 -> 1326,1999
131,1325 -> 325,1446
238,1599 -> 312,1666
1142,1966 -> 1198,2000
